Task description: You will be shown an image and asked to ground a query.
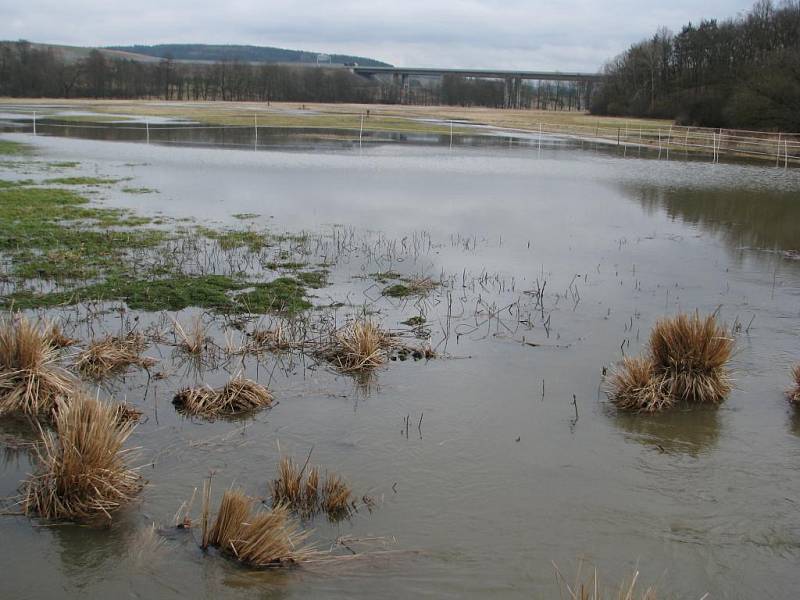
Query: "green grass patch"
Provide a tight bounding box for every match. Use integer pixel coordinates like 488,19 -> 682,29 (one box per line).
122,187 -> 158,194
232,212 -> 259,219
0,139 -> 31,156
45,176 -> 121,186
402,316 -> 426,327
199,227 -> 270,252
47,161 -> 81,169
3,274 -> 311,313
0,179 -> 35,188
295,270 -> 328,289
0,186 -> 161,280
383,283 -> 412,298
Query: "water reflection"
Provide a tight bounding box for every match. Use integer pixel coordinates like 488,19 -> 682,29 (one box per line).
626,184 -> 800,255
612,406 -> 722,456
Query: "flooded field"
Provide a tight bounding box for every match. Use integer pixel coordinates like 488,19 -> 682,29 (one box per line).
1,128 -> 799,599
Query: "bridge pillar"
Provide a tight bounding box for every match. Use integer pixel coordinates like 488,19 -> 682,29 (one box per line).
402,73 -> 409,104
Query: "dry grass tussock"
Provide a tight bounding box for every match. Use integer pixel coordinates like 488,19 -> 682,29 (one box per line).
0,314 -> 74,418
319,319 -> 395,372
44,321 -> 78,349
269,455 -> 355,520
172,316 -> 209,355
608,313 -> 733,412
203,488 -> 316,568
248,323 -> 301,353
173,375 -> 273,418
75,331 -> 156,379
22,392 -> 142,524
553,562 -> 661,600
788,364 -> 800,404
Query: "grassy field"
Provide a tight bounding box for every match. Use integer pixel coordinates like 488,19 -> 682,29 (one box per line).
0,98 -> 672,134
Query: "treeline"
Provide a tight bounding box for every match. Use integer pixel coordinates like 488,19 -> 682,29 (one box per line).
108,44 -> 390,67
591,0 -> 800,130
0,40 -> 588,110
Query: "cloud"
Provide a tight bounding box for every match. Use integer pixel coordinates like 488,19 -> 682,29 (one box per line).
0,0 -> 757,71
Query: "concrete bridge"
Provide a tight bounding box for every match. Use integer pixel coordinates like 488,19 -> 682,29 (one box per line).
351,66 -> 602,108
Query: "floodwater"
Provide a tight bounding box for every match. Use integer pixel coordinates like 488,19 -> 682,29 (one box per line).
1,128 -> 800,599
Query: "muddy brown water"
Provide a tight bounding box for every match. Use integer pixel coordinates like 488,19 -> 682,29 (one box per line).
1,130 -> 799,599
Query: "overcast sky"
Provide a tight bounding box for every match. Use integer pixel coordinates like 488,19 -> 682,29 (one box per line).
1,0 -> 756,71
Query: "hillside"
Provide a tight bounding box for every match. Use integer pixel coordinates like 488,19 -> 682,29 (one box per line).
107,44 -> 391,66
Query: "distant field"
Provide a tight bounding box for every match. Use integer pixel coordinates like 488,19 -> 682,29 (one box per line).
0,98 -> 672,134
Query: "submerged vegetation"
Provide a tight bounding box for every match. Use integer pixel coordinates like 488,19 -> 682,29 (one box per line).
22,392 -> 142,524
608,313 -> 734,412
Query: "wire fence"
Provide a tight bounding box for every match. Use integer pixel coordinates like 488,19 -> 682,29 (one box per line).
7,108 -> 799,166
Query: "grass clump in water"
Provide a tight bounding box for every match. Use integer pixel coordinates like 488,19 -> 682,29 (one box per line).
608,312 -> 734,412
553,561 -> 659,600
0,314 -> 74,418
382,276 -> 437,298
121,187 -> 158,194
269,455 -> 356,521
45,176 -> 121,186
199,227 -> 269,252
203,488 -> 315,567
318,319 -> 394,372
75,332 -> 156,379
173,375 -> 273,418
787,364 -> 800,404
22,392 -> 142,524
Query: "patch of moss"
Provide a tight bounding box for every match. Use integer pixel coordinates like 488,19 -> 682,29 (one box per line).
47,161 -> 81,168
232,212 -> 259,219
45,176 -> 121,186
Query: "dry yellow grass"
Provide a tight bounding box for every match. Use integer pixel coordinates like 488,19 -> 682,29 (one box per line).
172,316 -> 209,355
75,332 -> 156,379
320,319 -> 393,372
205,488 -> 315,568
553,562 -> 659,600
44,321 -> 77,349
788,364 -> 800,404
269,455 -> 355,520
608,313 -> 733,412
173,375 -> 273,418
607,357 -> 673,413
0,314 -> 74,418
649,313 -> 733,404
22,392 -> 142,523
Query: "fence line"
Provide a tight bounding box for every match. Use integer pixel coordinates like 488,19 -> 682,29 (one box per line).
9,110 -> 800,166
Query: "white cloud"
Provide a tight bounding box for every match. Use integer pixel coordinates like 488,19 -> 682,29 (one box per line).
0,0 -> 757,71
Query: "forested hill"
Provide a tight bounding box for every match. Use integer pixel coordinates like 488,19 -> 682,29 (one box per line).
107,44 -> 391,66
591,0 -> 800,130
